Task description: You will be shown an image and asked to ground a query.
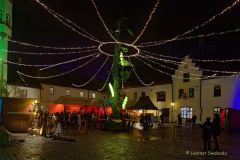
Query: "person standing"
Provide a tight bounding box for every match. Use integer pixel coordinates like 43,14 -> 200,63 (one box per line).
202,117 -> 212,152
192,115 -> 197,128
158,114 -> 164,128
178,114 -> 182,127
212,113 -> 221,151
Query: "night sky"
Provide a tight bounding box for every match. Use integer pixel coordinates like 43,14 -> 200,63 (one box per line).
8,0 -> 240,89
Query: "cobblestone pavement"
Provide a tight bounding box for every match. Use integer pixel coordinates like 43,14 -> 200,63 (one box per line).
0,124 -> 239,160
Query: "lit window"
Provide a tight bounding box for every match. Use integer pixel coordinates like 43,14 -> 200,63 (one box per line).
214,85 -> 221,97
183,73 -> 190,82
66,89 -> 70,96
180,107 -> 192,119
189,88 -> 194,98
214,107 -> 221,115
49,87 -> 54,95
6,14 -> 10,26
92,93 -> 96,99
80,92 -> 84,97
156,91 -> 166,102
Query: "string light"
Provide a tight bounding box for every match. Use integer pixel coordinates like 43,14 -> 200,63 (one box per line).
17,54 -> 101,79
176,0 -> 240,38
128,57 -> 154,86
1,48 -> 98,55
0,58 -> 50,67
72,56 -> 110,87
142,53 -> 240,74
6,38 -> 98,50
34,0 -> 101,43
138,28 -> 240,47
18,72 -> 28,86
90,0 -> 118,42
141,48 -> 240,63
39,53 -> 98,71
138,54 -> 202,77
134,56 -> 219,80
98,41 -> 140,57
98,59 -> 114,91
138,0 -> 240,47
132,0 -> 160,44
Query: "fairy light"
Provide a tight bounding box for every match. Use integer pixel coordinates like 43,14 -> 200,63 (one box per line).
34,0 -> 101,43
98,41 -> 140,57
17,54 -> 101,79
138,0 -> 240,47
176,0 -> 240,38
138,55 -> 202,77
138,28 -> 240,48
0,58 -> 50,67
39,53 -> 98,71
132,0 -> 160,44
141,50 -> 183,60
98,59 -> 114,91
1,48 -> 98,55
6,38 -> 98,50
127,57 -> 154,86
142,53 -> 240,74
18,72 -> 28,86
134,56 -> 217,80
90,0 -> 118,42
72,56 -> 110,87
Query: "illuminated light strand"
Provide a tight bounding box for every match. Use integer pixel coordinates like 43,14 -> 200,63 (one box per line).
135,56 -> 218,80
0,58 -> 50,67
98,41 -> 140,57
141,50 -> 183,61
98,59 -> 114,91
18,72 -> 28,86
72,56 -> 110,87
17,54 -> 101,79
176,0 -> 240,38
141,48 -> 240,63
1,48 -> 98,55
141,51 -> 178,63
138,0 -> 240,47
143,53 -> 240,74
39,53 -> 98,71
34,0 -> 101,43
132,0 -> 160,44
128,57 -> 154,86
6,38 -> 98,50
90,0 -> 118,42
138,54 -> 202,77
138,28 -> 240,47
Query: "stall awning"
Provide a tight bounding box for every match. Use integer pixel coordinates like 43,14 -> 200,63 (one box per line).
127,96 -> 158,110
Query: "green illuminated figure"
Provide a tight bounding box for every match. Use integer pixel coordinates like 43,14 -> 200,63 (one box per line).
111,19 -> 132,119
0,0 -> 12,96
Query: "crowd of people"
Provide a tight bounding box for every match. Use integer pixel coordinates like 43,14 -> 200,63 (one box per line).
34,107 -> 133,137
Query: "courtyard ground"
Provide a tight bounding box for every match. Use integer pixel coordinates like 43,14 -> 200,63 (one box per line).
0,124 -> 239,160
